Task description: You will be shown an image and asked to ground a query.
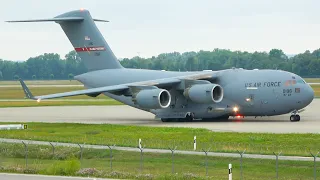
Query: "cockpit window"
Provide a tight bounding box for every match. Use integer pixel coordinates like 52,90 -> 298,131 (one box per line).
289,74 -> 306,84
296,79 -> 306,84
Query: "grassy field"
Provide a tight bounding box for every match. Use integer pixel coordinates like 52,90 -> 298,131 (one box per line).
312,84 -> 320,97
0,82 -> 120,107
0,80 -> 82,85
0,100 -> 122,107
0,86 -> 108,99
304,78 -> 320,83
0,143 -> 317,180
0,122 -> 319,157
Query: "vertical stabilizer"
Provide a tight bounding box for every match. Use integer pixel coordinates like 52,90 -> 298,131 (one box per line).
7,9 -> 123,71
55,9 -> 123,71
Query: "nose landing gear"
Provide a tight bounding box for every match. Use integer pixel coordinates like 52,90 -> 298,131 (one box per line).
290,110 -> 304,122
290,115 -> 300,122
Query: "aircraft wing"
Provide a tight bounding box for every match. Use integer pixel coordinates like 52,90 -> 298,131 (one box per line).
19,72 -> 214,101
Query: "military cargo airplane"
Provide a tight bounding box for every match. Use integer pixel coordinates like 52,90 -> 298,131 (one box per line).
8,9 -> 314,122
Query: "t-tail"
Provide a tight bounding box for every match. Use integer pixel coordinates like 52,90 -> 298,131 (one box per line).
6,9 -> 123,71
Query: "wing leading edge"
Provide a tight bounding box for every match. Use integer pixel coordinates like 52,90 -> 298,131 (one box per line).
19,72 -> 214,101
19,79 -> 128,101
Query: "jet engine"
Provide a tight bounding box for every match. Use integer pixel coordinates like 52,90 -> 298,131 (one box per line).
134,89 -> 171,109
183,84 -> 223,103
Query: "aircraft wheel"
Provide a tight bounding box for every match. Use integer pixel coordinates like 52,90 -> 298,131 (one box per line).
161,118 -> 169,122
185,113 -> 194,122
290,115 -> 300,122
289,115 -> 295,122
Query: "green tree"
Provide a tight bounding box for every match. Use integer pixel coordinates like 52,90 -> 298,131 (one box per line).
269,49 -> 286,60
68,73 -> 74,80
0,48 -> 320,79
13,74 -> 19,80
65,51 -> 87,76
186,56 -> 199,71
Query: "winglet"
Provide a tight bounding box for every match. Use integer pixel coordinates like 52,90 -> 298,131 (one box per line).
18,79 -> 36,100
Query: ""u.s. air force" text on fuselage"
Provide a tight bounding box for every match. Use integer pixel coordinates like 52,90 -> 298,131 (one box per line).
245,81 -> 281,88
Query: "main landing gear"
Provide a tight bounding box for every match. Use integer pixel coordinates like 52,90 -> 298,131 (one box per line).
290,114 -> 300,122
161,113 -> 194,122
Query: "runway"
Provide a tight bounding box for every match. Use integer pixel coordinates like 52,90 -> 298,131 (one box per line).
0,99 -> 319,133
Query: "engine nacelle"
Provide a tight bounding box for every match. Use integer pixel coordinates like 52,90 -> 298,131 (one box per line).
134,89 -> 171,109
183,84 -> 223,103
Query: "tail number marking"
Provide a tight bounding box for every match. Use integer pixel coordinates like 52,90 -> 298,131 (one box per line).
75,46 -> 106,52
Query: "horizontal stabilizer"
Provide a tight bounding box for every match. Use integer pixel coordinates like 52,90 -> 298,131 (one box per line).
6,17 -> 84,23
6,17 -> 109,23
92,19 -> 109,22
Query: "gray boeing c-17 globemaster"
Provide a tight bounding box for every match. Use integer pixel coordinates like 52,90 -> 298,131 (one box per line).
8,9 -> 314,122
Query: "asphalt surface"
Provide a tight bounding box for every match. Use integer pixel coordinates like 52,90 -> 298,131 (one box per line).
0,138 -> 318,162
0,99 -> 319,133
0,173 -> 112,180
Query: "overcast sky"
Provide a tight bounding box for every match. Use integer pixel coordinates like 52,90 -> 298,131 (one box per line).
0,0 -> 319,61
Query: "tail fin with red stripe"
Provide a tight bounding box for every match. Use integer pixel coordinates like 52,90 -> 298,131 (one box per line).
7,9 -> 124,71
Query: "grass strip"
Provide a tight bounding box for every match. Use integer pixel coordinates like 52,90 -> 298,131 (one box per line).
312,84 -> 320,97
0,80 -> 82,85
0,86 -> 108,99
0,122 -> 319,157
0,100 -> 123,107
0,142 -> 317,180
305,78 -> 320,83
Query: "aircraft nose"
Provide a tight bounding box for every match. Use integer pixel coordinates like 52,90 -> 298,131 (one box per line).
304,84 -> 314,105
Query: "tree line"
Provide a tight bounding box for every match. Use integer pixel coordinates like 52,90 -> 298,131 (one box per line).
0,48 -> 319,80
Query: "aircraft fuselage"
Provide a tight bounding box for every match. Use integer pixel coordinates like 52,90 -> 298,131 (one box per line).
75,68 -> 314,119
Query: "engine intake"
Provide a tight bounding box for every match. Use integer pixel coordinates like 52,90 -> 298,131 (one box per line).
183,84 -> 223,103
134,89 -> 171,109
